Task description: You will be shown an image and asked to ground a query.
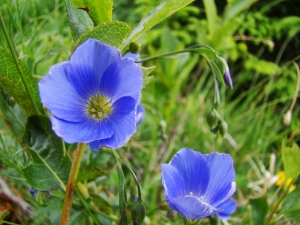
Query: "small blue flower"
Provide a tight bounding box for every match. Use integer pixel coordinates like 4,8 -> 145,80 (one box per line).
136,104 -> 145,126
39,39 -> 143,150
161,148 -> 236,222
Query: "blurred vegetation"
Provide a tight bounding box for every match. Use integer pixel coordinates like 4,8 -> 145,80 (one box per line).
0,0 -> 299,224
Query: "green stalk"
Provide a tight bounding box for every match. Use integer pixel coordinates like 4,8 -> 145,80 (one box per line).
60,143 -> 86,225
0,11 -> 40,115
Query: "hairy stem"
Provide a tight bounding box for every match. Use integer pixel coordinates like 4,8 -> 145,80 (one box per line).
60,143 -> 86,225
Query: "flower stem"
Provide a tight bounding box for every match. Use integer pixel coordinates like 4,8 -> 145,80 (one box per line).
0,11 -> 40,115
60,143 -> 86,225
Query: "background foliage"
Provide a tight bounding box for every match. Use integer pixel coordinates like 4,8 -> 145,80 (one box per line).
0,0 -> 299,224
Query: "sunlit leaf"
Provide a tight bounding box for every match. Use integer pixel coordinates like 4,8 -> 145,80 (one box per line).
72,21 -> 131,51
120,0 -> 195,51
0,47 -> 43,116
71,0 -> 113,25
22,116 -> 71,191
282,142 -> 300,179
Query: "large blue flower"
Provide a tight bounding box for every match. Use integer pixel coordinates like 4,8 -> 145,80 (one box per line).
161,148 -> 236,222
39,38 -> 143,150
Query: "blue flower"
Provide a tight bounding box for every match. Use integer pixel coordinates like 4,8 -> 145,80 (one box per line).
161,148 -> 236,222
39,38 -> 143,150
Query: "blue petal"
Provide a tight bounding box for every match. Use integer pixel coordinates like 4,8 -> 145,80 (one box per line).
136,104 -> 144,125
111,96 -> 136,115
170,148 -> 209,196
100,58 -> 143,102
166,196 -> 218,221
203,153 -> 236,206
68,39 -> 121,99
39,62 -> 87,122
123,52 -> 141,63
161,164 -> 186,198
51,116 -> 113,143
217,199 -> 237,220
89,109 -> 136,149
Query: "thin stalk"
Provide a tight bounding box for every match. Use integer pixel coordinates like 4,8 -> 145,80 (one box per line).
264,179 -> 296,225
60,143 -> 86,225
0,11 -> 40,115
121,160 -> 142,200
289,61 -> 300,111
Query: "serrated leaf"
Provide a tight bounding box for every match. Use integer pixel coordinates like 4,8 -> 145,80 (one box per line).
72,21 -> 131,52
0,94 -> 25,143
120,0 -> 195,51
22,116 -> 71,191
0,47 -> 43,116
139,65 -> 155,87
281,186 -> 300,218
282,143 -> 300,179
71,0 -> 113,26
250,197 -> 268,225
65,0 -> 94,41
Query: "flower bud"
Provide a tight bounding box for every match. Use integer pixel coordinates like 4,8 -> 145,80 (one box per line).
207,109 -> 221,128
131,199 -> 146,225
219,120 -> 228,137
283,110 -> 292,126
216,55 -> 233,89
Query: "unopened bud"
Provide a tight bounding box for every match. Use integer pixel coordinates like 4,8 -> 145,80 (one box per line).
216,55 -> 233,89
219,120 -> 228,137
131,199 -> 146,225
283,110 -> 292,126
207,109 -> 221,128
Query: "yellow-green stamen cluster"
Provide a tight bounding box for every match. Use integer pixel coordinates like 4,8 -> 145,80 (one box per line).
86,95 -> 111,120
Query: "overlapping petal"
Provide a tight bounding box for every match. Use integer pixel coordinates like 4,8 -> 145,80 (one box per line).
51,116 -> 113,143
168,196 -> 218,221
170,148 -> 209,196
100,58 -> 143,102
217,199 -> 237,220
69,39 -> 121,99
161,164 -> 186,197
203,153 -> 236,206
39,62 -> 87,122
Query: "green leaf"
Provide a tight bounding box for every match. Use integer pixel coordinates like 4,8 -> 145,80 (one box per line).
203,0 -> 217,35
71,0 -> 113,26
0,94 -> 25,143
211,60 -> 225,85
0,47 -> 43,116
250,197 -> 268,225
0,209 -> 10,222
120,0 -> 195,51
224,0 -> 257,22
22,116 -> 71,191
72,21 -> 131,51
245,55 -> 280,75
282,142 -> 300,179
77,167 -> 108,182
65,0 -> 94,41
281,186 -> 300,218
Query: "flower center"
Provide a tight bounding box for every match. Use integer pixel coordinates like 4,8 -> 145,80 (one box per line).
86,95 -> 111,120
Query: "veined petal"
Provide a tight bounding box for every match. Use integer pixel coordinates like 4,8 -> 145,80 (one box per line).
51,116 -> 113,143
161,164 -> 186,198
170,148 -> 209,196
167,196 -> 218,221
89,109 -> 136,150
217,199 -> 237,220
203,153 -> 235,206
39,62 -> 87,122
69,39 -> 121,99
100,58 -> 143,102
111,96 -> 136,115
